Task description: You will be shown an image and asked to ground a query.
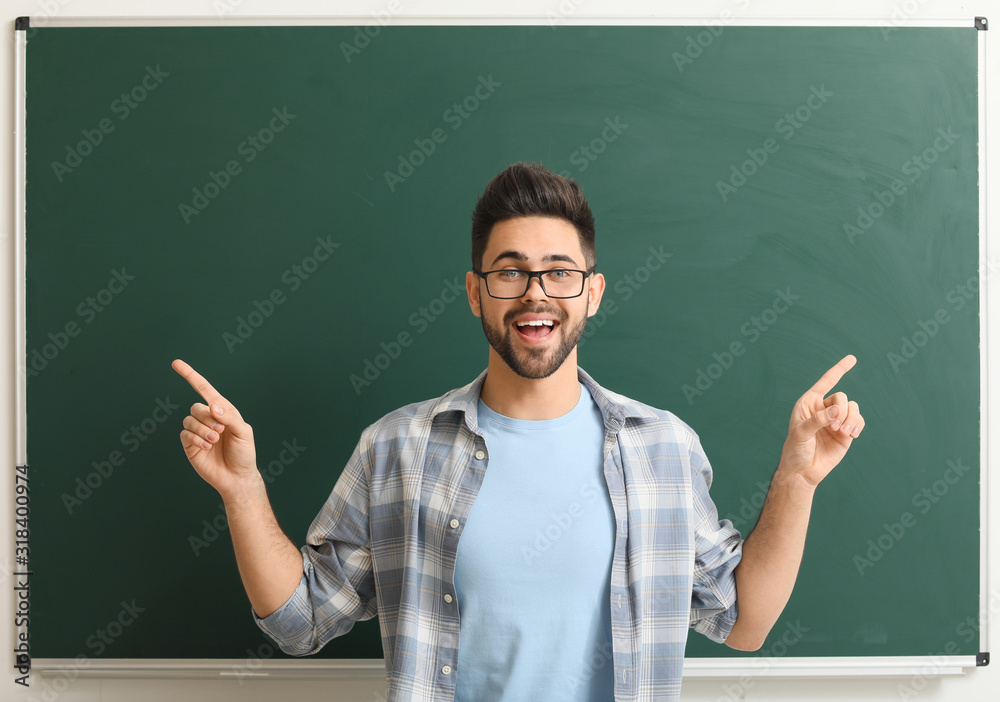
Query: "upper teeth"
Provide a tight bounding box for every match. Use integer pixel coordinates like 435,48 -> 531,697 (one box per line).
517,320 -> 554,327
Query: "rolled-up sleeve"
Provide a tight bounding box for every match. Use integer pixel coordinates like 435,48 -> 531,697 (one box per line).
687,432 -> 743,644
253,428 -> 379,655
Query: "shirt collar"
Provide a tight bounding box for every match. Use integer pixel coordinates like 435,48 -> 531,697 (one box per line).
429,365 -> 661,435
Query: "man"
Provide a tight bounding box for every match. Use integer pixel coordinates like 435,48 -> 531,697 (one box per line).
174,161 -> 864,701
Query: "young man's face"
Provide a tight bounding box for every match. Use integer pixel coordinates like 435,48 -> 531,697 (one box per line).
466,216 -> 605,379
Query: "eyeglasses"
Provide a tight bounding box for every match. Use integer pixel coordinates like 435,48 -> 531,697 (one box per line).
473,266 -> 596,299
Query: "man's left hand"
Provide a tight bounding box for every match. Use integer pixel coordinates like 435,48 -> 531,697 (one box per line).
777,354 -> 865,489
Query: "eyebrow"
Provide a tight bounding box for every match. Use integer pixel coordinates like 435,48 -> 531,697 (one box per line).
489,250 -> 580,268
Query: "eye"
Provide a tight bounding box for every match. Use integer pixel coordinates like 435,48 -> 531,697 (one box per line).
544,269 -> 570,279
497,269 -> 526,280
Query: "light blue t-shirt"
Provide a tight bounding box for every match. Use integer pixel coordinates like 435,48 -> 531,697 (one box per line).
453,382 -> 616,701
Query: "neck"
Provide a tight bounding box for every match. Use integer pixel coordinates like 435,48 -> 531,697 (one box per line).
479,348 -> 582,420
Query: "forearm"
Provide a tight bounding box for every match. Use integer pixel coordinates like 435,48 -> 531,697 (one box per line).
726,469 -> 816,650
222,474 -> 304,619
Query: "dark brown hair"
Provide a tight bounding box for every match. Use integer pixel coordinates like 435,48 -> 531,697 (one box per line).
471,161 -> 596,271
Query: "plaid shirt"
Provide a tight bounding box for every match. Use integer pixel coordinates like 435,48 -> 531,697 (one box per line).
255,366 -> 743,701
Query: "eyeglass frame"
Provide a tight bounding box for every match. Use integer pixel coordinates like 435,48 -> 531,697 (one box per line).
472,265 -> 597,299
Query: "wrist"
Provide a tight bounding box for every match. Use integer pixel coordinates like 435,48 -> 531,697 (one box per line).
220,470 -> 267,510
771,465 -> 820,498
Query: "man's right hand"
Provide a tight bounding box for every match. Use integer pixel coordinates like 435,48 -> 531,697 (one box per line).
173,358 -> 259,500
172,359 -> 303,620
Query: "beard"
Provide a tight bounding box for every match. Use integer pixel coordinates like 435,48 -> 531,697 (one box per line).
478,292 -> 590,379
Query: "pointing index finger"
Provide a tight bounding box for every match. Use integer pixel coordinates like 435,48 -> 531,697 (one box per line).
171,358 -> 224,406
807,354 -> 857,397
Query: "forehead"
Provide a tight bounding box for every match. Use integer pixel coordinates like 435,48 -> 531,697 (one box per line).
483,216 -> 584,265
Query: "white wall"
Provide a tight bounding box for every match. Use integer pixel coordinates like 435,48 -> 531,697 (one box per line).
2,0 -> 997,700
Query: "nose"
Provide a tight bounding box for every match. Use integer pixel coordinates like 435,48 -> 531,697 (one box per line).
521,273 -> 550,301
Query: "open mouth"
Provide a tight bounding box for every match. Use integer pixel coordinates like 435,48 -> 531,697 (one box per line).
513,319 -> 559,341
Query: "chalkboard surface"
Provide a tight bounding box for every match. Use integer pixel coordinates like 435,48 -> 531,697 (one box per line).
24,24 -> 979,662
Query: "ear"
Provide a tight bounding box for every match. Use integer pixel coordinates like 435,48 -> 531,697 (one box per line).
466,270 -> 482,318
585,272 -> 606,318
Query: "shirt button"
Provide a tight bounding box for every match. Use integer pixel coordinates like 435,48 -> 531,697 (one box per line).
475,450 -> 485,460
442,665 -> 452,675
444,594 -> 453,603
450,518 -> 459,529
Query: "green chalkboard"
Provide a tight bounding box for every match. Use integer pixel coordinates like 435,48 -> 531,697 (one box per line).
23,23 -> 981,663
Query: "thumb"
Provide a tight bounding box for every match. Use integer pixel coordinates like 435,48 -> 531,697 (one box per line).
209,400 -> 251,439
793,403 -> 840,442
